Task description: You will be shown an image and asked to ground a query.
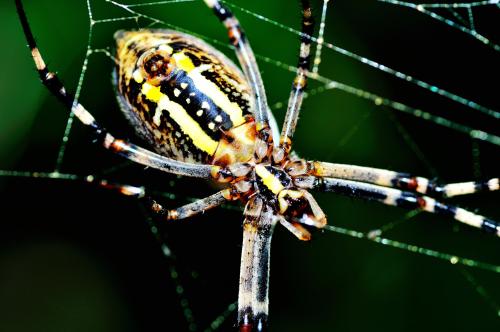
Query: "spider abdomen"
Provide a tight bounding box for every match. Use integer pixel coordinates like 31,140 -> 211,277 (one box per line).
114,29 -> 257,166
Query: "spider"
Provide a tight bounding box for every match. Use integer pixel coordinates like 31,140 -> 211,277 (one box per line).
15,0 -> 499,330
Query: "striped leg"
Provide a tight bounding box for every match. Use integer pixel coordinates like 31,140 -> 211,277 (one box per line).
203,0 -> 274,160
15,0 -> 213,179
147,189 -> 231,221
274,0 -> 315,164
86,176 -> 230,221
239,197 -> 276,332
311,161 -> 499,198
307,177 -> 500,236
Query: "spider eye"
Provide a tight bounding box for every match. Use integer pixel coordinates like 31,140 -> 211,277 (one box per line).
138,49 -> 174,86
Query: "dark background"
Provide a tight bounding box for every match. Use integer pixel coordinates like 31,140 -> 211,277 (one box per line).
1,0 -> 499,331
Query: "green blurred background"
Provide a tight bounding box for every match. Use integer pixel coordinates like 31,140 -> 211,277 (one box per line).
1,0 -> 499,331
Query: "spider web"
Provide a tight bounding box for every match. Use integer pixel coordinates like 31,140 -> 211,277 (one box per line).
1,0 -> 499,331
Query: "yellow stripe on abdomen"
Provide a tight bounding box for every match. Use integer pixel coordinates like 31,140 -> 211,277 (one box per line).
170,52 -> 246,128
142,82 -> 219,155
189,65 -> 246,127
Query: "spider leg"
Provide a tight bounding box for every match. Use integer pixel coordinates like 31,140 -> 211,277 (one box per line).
147,189 -> 231,221
203,0 -> 275,159
304,176 -> 500,237
15,0 -> 213,179
239,197 -> 276,332
311,161 -> 499,198
274,0 -> 315,164
86,176 -> 231,221
278,216 -> 312,241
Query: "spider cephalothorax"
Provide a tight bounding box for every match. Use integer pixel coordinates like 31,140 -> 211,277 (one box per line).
215,158 -> 327,240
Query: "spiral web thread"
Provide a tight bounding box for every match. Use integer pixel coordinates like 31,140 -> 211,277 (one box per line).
2,0 -> 500,329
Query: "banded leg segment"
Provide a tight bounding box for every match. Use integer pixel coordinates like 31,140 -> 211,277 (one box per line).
311,161 -> 499,198
239,197 -> 276,332
147,189 -> 231,221
274,0 -> 315,164
203,0 -> 274,160
86,176 -> 230,221
15,0 -> 213,179
310,177 -> 500,236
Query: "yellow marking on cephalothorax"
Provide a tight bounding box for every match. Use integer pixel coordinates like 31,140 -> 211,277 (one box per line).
156,95 -> 219,155
172,52 -> 196,72
255,165 -> 284,195
188,64 -> 246,127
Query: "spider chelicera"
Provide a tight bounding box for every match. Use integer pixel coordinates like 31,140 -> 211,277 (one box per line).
15,0 -> 499,330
